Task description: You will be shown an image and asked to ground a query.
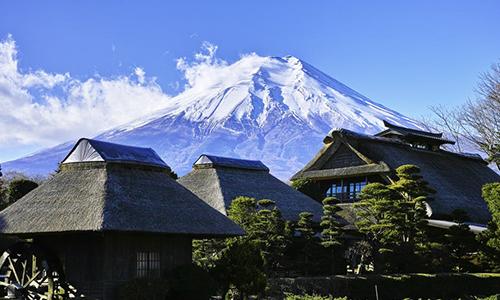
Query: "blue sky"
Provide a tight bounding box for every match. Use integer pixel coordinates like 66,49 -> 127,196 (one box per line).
0,0 -> 499,162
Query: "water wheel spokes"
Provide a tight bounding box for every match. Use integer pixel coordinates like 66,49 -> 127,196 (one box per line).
0,242 -> 67,300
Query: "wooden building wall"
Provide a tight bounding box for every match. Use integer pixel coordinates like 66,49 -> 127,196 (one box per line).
37,232 -> 192,300
322,144 -> 365,169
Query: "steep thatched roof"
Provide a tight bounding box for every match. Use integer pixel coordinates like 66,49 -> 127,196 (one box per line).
178,155 -> 324,221
0,140 -> 243,237
293,128 -> 499,224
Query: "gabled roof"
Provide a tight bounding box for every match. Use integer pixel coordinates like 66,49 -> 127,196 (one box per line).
179,155 -> 323,221
194,154 -> 269,171
375,120 -> 455,145
0,141 -> 243,237
61,138 -> 169,169
292,128 -> 499,224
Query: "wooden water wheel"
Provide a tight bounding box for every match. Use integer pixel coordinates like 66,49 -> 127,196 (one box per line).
0,242 -> 68,300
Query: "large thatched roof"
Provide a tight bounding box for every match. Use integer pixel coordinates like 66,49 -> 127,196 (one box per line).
178,155 -> 324,221
292,128 -> 499,224
0,139 -> 243,237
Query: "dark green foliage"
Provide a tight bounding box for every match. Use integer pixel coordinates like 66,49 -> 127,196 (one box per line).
216,240 -> 267,298
193,238 -> 226,270
165,263 -> 217,300
354,164 -> 433,272
444,224 -> 478,272
1,178 -> 38,210
345,240 -> 374,274
480,182 -> 500,252
354,183 -> 399,249
296,212 -> 316,276
477,183 -> 500,271
297,212 -> 315,240
320,197 -> 343,274
268,273 -> 500,300
193,196 -> 292,297
292,179 -> 323,201
254,199 -> 288,273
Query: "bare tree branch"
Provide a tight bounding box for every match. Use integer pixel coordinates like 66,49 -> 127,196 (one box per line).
424,61 -> 500,169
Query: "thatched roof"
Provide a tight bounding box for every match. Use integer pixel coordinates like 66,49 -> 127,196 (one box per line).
178,155 -> 324,221
0,140 -> 243,237
293,128 -> 499,224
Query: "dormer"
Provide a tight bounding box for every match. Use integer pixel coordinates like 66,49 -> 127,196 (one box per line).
375,120 -> 455,151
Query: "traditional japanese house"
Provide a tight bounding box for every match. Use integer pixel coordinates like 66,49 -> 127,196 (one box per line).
291,121 -> 499,225
178,154 -> 323,221
0,138 -> 243,300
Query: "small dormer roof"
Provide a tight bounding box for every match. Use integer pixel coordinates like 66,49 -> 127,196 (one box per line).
375,120 -> 455,145
61,138 -> 169,169
194,154 -> 269,171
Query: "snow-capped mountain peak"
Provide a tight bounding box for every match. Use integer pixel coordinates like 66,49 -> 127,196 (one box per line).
3,54 -> 422,179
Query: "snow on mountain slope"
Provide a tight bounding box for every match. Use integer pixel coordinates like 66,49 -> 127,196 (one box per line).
3,54 -> 422,180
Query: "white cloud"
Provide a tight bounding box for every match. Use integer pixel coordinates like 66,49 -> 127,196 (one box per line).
176,41 -> 229,90
134,67 -> 146,84
0,35 -> 171,150
175,41 -> 267,93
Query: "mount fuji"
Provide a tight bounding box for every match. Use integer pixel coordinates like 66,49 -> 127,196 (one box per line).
3,54 -> 422,180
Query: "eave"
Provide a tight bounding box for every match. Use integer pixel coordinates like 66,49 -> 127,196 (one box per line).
293,162 -> 390,180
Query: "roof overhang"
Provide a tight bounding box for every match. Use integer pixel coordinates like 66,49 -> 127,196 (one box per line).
426,219 -> 487,234
293,163 -> 391,180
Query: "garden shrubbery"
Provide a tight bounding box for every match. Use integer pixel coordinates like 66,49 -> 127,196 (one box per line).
269,273 -> 500,300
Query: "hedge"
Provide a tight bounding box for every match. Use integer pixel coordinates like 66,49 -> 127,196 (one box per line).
268,273 -> 500,300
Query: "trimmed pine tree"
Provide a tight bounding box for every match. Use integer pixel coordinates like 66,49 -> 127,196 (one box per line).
320,197 -> 343,274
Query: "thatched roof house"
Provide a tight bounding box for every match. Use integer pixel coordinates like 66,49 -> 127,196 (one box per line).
178,154 -> 323,221
0,138 -> 242,300
291,122 -> 499,224
0,138 -> 243,237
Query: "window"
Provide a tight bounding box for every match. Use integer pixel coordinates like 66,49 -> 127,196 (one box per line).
136,251 -> 160,278
325,178 -> 367,202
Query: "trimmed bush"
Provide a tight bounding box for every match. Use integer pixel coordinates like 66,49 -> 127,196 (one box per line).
269,273 -> 500,300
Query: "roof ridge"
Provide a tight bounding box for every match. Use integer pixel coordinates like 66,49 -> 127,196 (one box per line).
382,120 -> 443,137
213,168 -> 231,215
325,129 -> 487,163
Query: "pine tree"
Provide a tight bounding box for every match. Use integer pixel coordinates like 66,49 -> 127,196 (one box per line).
320,197 -> 343,274
480,183 -> 500,252
354,165 -> 434,272
296,211 -> 316,275
253,199 -> 287,274
194,196 -> 290,297
354,183 -> 398,251
477,183 -> 500,271
391,165 -> 433,247
444,223 -> 477,272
